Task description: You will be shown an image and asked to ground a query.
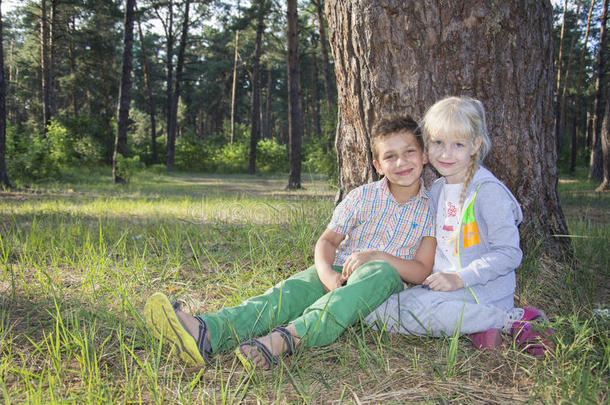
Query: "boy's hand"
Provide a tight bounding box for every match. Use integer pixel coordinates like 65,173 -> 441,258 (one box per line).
422,273 -> 464,291
342,250 -> 382,280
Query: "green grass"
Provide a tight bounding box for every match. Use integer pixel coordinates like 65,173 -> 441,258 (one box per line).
0,167 -> 608,403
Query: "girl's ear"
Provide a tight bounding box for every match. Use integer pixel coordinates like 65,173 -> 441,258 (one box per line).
472,137 -> 483,156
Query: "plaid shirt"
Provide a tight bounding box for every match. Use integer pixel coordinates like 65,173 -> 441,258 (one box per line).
328,178 -> 435,266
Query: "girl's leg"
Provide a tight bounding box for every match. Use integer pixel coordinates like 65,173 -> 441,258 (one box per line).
364,286 -> 506,336
198,265 -> 329,354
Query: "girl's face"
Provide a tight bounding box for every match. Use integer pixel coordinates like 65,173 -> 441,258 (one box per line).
427,135 -> 482,184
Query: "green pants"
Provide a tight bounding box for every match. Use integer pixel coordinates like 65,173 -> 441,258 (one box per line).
199,260 -> 403,354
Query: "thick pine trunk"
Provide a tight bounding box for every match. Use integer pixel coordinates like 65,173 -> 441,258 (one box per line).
589,0 -> 608,181
0,1 -> 11,189
113,0 -> 136,184
137,16 -> 158,164
287,0 -> 303,189
249,0 -> 265,174
326,0 -> 569,254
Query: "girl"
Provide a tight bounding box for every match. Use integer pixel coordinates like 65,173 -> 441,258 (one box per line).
364,96 -> 553,357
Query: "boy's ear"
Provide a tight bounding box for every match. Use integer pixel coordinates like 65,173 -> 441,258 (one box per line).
372,159 -> 383,175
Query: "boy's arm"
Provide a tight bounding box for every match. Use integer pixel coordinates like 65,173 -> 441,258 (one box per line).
314,228 -> 346,292
341,236 -> 436,284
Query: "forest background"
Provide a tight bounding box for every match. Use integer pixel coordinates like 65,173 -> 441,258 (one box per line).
0,0 -> 608,403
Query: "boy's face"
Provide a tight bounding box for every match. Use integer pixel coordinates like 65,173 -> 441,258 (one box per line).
373,131 -> 427,199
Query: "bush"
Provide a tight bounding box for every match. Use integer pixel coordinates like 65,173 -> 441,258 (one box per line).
256,138 -> 288,173
115,155 -> 145,183
303,141 -> 337,183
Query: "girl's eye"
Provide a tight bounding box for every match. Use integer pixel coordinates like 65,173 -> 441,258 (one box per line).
433,140 -> 442,145
455,143 -> 464,148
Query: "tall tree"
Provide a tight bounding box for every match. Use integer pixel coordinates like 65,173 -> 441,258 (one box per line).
230,29 -> 240,144
0,0 -> 11,189
287,0 -> 303,189
167,0 -> 191,170
312,0 -> 333,110
597,80 -> 610,190
137,13 -> 158,164
554,0 -> 569,149
325,0 -> 569,254
113,0 -> 137,184
589,0 -> 608,181
248,0 -> 266,174
571,0 -> 596,173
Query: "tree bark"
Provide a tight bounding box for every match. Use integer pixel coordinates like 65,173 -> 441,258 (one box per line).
596,81 -> 610,190
589,0 -> 608,181
167,0 -> 190,171
287,0 -> 303,189
67,15 -> 78,117
248,0 -> 265,174
230,30 -> 239,144
313,0 -> 333,110
559,4 -> 581,155
40,0 -> 50,132
554,0 -> 569,150
0,0 -> 11,189
137,15 -> 158,164
164,0 -> 175,169
326,0 -> 569,254
113,0 -> 136,184
311,32 -> 322,138
571,0 -> 596,173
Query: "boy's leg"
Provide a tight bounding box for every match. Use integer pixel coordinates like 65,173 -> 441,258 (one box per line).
198,265 -> 331,354
364,286 -> 506,337
290,260 -> 404,348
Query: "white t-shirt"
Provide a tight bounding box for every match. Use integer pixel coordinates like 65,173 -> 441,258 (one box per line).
433,183 -> 463,273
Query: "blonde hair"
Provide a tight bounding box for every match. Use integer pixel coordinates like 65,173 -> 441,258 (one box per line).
422,96 -> 492,246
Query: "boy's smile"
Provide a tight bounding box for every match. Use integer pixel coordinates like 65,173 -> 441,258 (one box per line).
373,131 -> 426,203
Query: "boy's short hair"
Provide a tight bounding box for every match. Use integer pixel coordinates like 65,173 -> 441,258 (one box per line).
371,115 -> 423,160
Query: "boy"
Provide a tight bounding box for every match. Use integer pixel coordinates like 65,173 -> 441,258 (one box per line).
144,116 -> 436,370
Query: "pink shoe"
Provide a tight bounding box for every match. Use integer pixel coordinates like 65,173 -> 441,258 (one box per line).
509,307 -> 554,357
470,328 -> 502,350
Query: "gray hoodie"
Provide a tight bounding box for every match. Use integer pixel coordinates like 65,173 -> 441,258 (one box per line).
429,166 -> 523,310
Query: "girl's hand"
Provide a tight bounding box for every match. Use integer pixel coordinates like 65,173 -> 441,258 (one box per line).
342,250 -> 382,280
422,273 -> 464,291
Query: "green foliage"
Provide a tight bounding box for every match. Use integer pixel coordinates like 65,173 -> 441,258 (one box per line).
6,125 -> 59,182
303,140 -> 337,184
114,155 -> 145,183
256,139 -> 288,173
46,117 -> 105,167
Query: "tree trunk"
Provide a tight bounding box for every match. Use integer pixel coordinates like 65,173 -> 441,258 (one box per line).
326,0 -> 569,254
287,0 -> 303,189
596,81 -> 610,190
48,0 -> 57,123
571,0 -> 596,173
165,0 -> 175,169
589,0 -> 608,181
113,0 -> 136,184
311,33 -> 322,139
40,0 -> 50,132
230,30 -> 239,144
559,4 -> 581,155
313,0 -> 333,110
137,15 -> 157,164
264,66 -> 271,138
0,0 -> 11,189
167,0 -> 190,171
248,0 -> 265,174
554,0 -> 569,150
67,15 -> 78,117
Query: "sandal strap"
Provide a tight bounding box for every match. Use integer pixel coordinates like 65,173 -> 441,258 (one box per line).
239,338 -> 278,368
195,316 -> 212,359
272,326 -> 295,357
169,299 -> 211,362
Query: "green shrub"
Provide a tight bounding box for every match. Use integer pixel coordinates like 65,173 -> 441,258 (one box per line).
256,138 -> 288,173
115,154 -> 145,183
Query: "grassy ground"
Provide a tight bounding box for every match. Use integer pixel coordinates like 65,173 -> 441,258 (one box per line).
0,167 -> 608,404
